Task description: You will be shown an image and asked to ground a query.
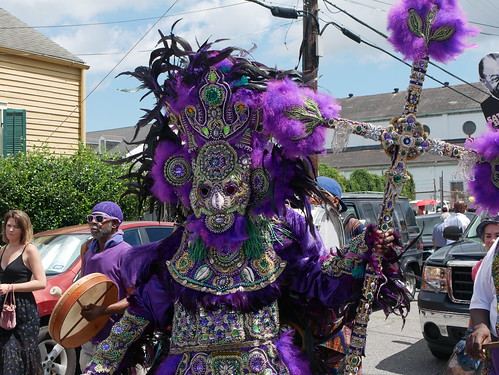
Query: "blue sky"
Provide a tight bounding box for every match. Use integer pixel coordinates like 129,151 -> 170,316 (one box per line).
2,0 -> 498,132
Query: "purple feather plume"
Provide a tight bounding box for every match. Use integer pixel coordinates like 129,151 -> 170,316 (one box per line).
262,79 -> 340,160
387,0 -> 479,62
466,124 -> 499,214
276,330 -> 311,375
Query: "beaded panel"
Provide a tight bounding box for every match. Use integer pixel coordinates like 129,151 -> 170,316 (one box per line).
176,345 -> 290,375
170,301 -> 279,353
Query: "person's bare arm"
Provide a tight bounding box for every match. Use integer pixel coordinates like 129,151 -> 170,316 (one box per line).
80,298 -> 129,322
466,309 -> 492,360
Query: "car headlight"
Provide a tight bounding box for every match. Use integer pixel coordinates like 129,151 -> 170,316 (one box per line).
421,266 -> 448,293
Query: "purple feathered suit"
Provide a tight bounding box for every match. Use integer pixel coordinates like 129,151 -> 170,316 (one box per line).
82,207 -> 404,375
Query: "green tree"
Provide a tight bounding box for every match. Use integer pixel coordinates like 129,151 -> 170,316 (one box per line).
347,169 -> 385,192
318,163 -> 347,190
401,171 -> 416,200
0,145 -> 139,233
318,164 -> 416,199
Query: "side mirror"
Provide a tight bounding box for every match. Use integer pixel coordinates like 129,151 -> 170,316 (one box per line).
443,225 -> 463,241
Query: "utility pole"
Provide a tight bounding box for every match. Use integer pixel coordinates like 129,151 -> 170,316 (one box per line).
302,0 -> 320,90
302,0 -> 320,173
439,171 -> 444,207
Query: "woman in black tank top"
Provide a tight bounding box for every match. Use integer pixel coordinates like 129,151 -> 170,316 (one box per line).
0,210 -> 46,375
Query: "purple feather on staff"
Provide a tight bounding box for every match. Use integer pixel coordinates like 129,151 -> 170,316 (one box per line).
387,0 -> 479,63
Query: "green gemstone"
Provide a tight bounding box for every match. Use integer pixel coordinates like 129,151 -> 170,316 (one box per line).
223,126 -> 230,135
393,175 -> 402,183
356,126 -> 362,132
202,127 -> 210,136
407,125 -> 412,131
209,71 -> 217,82
204,87 -> 222,105
381,224 -> 388,230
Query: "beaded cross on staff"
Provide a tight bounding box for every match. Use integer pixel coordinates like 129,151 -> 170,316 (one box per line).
322,1 -> 480,373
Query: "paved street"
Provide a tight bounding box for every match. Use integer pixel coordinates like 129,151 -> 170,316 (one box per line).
362,295 -> 448,375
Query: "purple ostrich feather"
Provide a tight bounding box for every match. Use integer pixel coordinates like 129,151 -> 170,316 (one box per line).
387,0 -> 479,63
466,124 -> 499,214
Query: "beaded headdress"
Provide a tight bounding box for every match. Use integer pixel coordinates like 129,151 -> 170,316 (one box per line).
122,30 -> 339,248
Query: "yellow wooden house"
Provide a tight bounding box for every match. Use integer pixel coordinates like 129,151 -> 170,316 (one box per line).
0,8 -> 89,155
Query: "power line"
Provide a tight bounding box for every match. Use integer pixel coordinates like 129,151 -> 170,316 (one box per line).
43,0 -> 180,142
321,0 -> 489,97
0,3 -> 246,30
470,21 -> 499,30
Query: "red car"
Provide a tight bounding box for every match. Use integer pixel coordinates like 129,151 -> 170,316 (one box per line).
32,221 -> 174,375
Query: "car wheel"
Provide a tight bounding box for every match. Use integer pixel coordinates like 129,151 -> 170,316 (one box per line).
403,270 -> 417,300
38,325 -> 77,375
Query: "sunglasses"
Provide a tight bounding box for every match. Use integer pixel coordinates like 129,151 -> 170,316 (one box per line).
86,214 -> 118,223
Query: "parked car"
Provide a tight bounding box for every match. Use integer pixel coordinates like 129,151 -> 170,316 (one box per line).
417,212 -> 482,359
340,192 -> 423,297
33,221 -> 174,375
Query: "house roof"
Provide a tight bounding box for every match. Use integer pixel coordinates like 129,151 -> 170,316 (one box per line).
0,8 -> 87,66
337,83 -> 488,121
86,125 -> 150,155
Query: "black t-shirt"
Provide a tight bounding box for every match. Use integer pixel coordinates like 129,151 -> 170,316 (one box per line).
481,95 -> 499,129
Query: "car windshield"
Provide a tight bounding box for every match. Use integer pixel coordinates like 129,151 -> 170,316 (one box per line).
416,215 -> 441,236
33,233 -> 91,276
463,212 -> 480,239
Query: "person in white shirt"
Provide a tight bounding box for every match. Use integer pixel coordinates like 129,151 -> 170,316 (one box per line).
443,201 -> 471,244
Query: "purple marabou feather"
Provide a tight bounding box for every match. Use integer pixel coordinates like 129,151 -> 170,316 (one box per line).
466,125 -> 499,213
276,330 -> 311,375
262,79 -> 340,160
387,0 -> 479,62
185,214 -> 248,250
150,141 -> 192,206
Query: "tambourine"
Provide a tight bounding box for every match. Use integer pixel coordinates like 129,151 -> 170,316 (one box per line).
48,273 -> 118,348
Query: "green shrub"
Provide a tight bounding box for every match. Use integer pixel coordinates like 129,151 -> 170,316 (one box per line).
0,145 -> 140,234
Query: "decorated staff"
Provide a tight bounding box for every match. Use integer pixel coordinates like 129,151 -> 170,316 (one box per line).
329,1 -> 479,372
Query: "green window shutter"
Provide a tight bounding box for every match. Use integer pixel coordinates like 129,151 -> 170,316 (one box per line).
3,109 -> 26,156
